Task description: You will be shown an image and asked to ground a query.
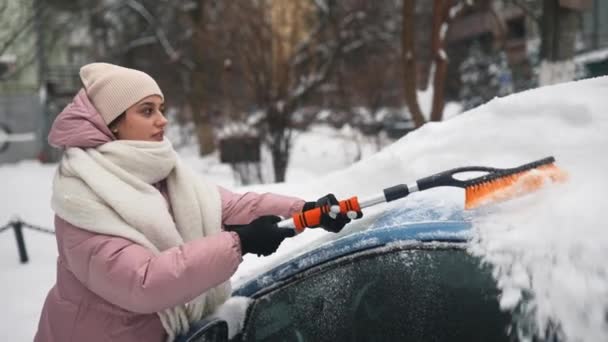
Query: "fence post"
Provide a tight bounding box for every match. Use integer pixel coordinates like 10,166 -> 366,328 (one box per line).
12,220 -> 29,264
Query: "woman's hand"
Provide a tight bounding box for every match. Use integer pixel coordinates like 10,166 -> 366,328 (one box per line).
303,193 -> 363,233
229,216 -> 295,256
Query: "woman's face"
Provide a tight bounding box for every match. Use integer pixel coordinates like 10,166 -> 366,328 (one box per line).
114,95 -> 167,141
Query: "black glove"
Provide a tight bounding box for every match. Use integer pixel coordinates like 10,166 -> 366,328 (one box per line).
303,193 -> 363,233
228,215 -> 295,256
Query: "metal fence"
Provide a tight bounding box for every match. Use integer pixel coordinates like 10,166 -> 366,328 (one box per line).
0,218 -> 55,264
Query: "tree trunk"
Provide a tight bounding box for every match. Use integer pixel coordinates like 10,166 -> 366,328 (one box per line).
402,0 -> 426,128
538,0 -> 580,85
189,93 -> 215,155
189,0 -> 215,155
189,69 -> 216,155
195,122 -> 215,155
541,0 -> 579,62
270,143 -> 288,183
429,0 -> 450,122
414,1 -> 434,90
266,105 -> 290,183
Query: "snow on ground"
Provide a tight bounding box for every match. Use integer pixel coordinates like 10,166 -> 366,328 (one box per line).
1,76 -> 607,341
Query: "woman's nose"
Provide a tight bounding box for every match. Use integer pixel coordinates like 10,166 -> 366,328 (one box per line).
156,112 -> 168,127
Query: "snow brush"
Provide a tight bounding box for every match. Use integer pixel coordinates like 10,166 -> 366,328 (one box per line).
278,156 -> 567,233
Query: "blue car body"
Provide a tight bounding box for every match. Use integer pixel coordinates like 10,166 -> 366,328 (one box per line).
234,218 -> 472,298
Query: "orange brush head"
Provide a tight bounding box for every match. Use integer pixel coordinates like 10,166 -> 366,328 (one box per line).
464,163 -> 568,209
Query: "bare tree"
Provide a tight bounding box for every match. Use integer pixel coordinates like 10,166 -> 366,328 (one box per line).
402,0 -> 466,127
0,1 -> 36,59
0,0 -> 66,83
199,0 -> 387,182
59,0 -> 214,154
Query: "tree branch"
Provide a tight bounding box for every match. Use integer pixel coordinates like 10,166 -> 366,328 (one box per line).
125,0 -> 193,68
0,2 -> 40,57
510,0 -> 541,24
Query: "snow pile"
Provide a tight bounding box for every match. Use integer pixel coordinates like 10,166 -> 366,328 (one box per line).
344,76 -> 607,341
236,76 -> 608,341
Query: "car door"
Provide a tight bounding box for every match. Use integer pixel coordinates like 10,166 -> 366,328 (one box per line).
235,243 -> 514,342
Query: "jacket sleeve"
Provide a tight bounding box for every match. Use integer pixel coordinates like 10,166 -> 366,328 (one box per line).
218,186 -> 306,225
56,216 -> 242,314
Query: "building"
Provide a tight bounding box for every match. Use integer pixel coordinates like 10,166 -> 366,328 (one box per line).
0,0 -> 88,163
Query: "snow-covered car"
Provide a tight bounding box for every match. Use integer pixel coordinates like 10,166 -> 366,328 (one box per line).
181,207 -> 518,342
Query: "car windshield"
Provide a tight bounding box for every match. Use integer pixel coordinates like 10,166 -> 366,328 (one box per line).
240,245 -> 513,342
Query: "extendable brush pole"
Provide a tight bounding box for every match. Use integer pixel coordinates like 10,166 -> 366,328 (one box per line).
277,180 -> 429,233
278,156 -> 566,233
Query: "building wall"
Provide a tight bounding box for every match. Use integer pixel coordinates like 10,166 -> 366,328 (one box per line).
0,94 -> 42,163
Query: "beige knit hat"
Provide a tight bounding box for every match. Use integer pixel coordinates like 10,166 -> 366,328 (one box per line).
79,63 -> 164,124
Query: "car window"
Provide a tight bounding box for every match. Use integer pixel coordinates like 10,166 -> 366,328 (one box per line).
239,246 -> 513,342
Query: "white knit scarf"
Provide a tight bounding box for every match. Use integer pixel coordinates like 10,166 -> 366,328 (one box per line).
51,139 -> 231,342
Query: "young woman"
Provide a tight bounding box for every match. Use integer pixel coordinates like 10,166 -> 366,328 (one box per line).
34,63 -> 356,342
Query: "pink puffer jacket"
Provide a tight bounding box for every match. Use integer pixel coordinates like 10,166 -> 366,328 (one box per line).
34,89 -> 305,342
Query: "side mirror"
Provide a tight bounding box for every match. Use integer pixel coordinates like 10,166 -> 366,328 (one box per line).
177,317 -> 229,342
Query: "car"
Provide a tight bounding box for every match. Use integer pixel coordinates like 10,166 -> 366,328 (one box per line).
179,207 -> 518,342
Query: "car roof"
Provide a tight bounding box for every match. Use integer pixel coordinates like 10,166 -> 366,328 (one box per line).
233,219 -> 473,297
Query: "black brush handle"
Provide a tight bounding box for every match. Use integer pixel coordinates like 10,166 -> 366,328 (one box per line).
383,184 -> 410,202
416,156 -> 555,190
416,167 -> 495,190
462,156 -> 556,187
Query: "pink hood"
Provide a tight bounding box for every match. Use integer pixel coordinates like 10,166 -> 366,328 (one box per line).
48,89 -> 115,149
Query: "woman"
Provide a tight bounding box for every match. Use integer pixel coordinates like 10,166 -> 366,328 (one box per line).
34,63 -> 356,342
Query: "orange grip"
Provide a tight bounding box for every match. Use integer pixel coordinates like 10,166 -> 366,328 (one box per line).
338,196 -> 361,213
291,196 -> 360,233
